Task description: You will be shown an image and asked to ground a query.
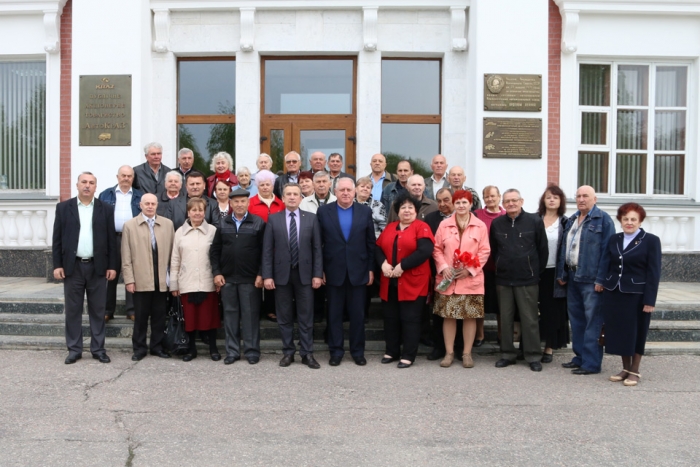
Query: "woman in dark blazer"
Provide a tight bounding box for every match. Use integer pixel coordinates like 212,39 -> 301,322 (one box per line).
375,191 -> 435,368
600,203 -> 661,387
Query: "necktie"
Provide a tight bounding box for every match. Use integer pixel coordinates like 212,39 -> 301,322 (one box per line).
147,218 -> 156,250
289,211 -> 299,268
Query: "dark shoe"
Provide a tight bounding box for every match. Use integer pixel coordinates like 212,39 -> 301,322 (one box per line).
562,361 -> 580,369
529,361 -> 543,372
495,358 -> 516,368
381,356 -> 395,364
353,356 -> 367,366
247,356 -> 260,365
126,314 -> 135,321
279,354 -> 294,367
541,353 -> 553,363
210,352 -> 222,362
182,353 -> 197,362
224,356 -> 240,365
397,361 -> 412,369
65,354 -> 82,365
473,339 -> 484,348
131,353 -> 146,361
150,350 -> 171,359
302,355 -> 321,369
572,368 -> 595,375
92,353 -> 111,364
426,349 -> 445,361
329,356 -> 342,366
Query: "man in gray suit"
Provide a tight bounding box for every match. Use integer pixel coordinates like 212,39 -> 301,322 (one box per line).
132,142 -> 171,195
52,172 -> 117,364
423,154 -> 449,201
262,183 -> 324,369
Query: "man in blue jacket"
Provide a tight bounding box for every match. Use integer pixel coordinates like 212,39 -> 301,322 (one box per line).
556,185 -> 615,375
98,165 -> 142,321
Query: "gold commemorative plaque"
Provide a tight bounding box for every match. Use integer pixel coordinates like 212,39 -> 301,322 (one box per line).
483,74 -> 542,112
483,118 -> 542,159
79,75 -> 132,146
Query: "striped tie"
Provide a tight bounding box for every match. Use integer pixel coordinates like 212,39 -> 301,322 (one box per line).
289,211 -> 299,268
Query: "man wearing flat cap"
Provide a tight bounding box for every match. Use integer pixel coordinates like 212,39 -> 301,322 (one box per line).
210,188 -> 266,364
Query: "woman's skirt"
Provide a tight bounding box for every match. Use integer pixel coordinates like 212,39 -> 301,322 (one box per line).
538,267 -> 569,349
181,291 -> 221,332
433,293 -> 484,319
602,289 -> 651,356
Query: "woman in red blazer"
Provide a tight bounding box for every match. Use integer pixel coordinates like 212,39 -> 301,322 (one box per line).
433,190 -> 491,368
376,191 -> 435,368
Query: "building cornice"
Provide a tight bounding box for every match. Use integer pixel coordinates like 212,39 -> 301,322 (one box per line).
0,1 -> 68,53
150,0 -> 470,10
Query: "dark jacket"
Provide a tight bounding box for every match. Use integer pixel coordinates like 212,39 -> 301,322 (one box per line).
210,212 -> 266,284
541,214 -> 568,299
52,198 -> 118,277
163,195 -> 218,231
601,229 -> 661,306
98,185 -> 143,218
156,190 -> 178,217
273,172 -> 299,199
132,162 -> 171,195
490,209 -> 548,287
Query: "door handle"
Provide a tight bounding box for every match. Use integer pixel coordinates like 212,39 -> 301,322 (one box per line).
347,136 -> 356,143
260,136 -> 268,143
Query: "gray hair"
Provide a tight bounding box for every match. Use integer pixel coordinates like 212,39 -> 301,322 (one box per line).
143,142 -> 162,154
178,148 -> 193,158
407,174 -> 425,186
503,188 -> 521,199
312,171 -> 330,182
165,170 -> 184,184
356,176 -> 372,187
255,169 -> 276,186
77,171 -> 95,182
329,152 -> 343,162
236,166 -> 251,176
482,185 -> 501,196
210,151 -> 234,172
257,153 -> 273,166
435,187 -> 453,198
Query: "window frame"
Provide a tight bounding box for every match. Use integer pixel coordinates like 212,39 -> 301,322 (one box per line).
176,56 -> 236,126
577,59 -> 690,197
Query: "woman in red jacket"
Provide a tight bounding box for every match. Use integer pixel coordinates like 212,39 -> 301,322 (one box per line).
433,190 -> 491,368
206,151 -> 239,197
376,191 -> 435,368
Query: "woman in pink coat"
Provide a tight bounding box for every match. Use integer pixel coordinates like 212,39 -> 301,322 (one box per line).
433,190 -> 491,368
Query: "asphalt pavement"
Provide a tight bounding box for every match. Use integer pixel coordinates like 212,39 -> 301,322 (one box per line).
0,349 -> 698,466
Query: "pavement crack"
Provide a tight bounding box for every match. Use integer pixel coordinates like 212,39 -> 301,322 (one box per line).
114,411 -> 141,467
82,364 -> 136,402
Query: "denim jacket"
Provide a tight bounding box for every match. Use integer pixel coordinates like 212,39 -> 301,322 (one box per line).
555,204 -> 615,285
98,185 -> 143,217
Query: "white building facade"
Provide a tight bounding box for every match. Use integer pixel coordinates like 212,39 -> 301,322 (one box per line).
1,0 -> 699,259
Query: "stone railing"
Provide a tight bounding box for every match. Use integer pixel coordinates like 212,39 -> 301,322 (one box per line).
0,199 -> 58,248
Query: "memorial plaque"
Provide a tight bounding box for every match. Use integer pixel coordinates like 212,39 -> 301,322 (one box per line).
483,118 -> 542,159
79,75 -> 132,146
483,74 -> 542,112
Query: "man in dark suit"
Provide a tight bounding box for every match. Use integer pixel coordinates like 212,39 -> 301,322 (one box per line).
98,165 -> 142,322
317,178 -> 375,366
132,142 -> 171,195
327,153 -> 355,192
52,172 -> 117,364
262,183 -> 323,369
273,151 -> 302,199
163,171 -> 217,231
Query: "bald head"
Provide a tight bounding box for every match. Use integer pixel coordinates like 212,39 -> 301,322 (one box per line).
117,165 -> 135,191
575,185 -> 597,216
407,174 -> 425,199
140,193 -> 158,218
370,153 -> 386,175
431,154 -> 447,178
448,166 -> 466,190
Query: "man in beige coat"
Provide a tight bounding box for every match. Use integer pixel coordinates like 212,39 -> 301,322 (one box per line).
122,193 -> 175,361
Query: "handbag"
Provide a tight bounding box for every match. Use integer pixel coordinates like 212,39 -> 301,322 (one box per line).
164,296 -> 190,354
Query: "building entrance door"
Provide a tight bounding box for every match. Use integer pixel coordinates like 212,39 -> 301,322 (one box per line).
260,118 -> 356,176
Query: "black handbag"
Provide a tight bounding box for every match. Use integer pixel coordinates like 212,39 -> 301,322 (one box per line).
164,296 -> 190,354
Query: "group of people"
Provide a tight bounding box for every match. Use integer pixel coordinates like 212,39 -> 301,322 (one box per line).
53,146 -> 661,385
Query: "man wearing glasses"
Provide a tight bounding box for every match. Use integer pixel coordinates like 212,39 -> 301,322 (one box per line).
274,151 -> 302,199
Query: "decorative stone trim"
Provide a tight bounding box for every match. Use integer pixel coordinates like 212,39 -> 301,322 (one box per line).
42,8 -> 60,53
450,6 -> 467,52
239,7 -> 255,52
362,6 -> 378,52
152,8 -> 170,53
558,7 -> 578,54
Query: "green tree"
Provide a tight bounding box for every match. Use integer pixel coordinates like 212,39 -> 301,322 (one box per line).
206,103 -> 236,172
383,151 -> 431,178
178,125 -> 210,175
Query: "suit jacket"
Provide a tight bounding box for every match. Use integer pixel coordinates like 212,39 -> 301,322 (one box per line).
387,196 -> 438,223
156,190 -> 178,217
273,172 -> 299,199
132,162 -> 171,195
423,175 -> 448,201
52,198 -> 118,277
317,202 -> 375,287
98,185 -> 143,217
262,209 -> 323,286
601,229 -> 661,306
163,195 -> 218,231
121,214 -> 175,292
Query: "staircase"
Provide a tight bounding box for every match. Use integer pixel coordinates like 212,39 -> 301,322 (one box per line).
0,278 -> 699,354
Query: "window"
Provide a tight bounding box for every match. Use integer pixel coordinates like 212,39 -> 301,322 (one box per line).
0,61 -> 46,190
177,58 -> 235,174
380,59 -> 441,177
578,62 -> 688,195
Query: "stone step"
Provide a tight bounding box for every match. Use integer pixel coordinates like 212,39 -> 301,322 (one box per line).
1,335 -> 698,356
0,313 -> 698,343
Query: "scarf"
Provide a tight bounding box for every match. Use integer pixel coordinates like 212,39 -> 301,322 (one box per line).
216,170 -> 232,182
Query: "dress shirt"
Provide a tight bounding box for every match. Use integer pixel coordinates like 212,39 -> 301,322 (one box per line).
76,198 -> 95,258
430,175 -> 447,197
371,172 -> 387,201
114,187 -> 133,232
233,211 -> 248,231
285,208 -> 301,245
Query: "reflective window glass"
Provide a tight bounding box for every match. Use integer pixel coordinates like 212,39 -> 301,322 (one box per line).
382,60 -> 440,115
381,124 -> 439,177
178,60 -> 236,115
178,123 -> 236,173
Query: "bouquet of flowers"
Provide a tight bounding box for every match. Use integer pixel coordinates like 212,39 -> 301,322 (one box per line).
435,248 -> 481,292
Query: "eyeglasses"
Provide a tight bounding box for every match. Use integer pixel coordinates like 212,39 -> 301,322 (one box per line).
503,198 -> 521,205
285,160 -> 300,164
